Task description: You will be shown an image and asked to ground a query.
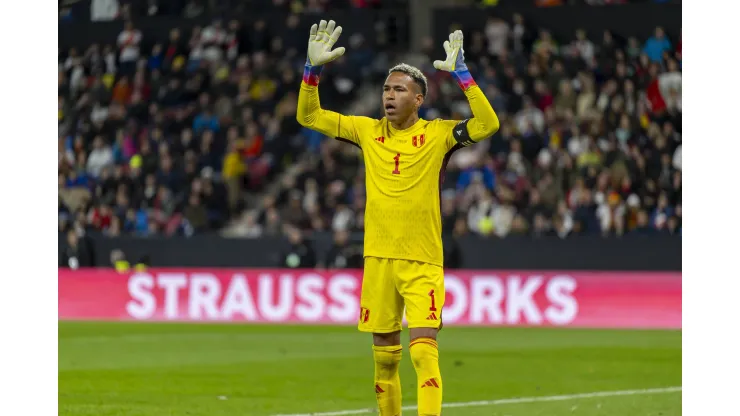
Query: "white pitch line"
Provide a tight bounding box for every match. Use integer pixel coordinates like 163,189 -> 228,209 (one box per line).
273,386 -> 681,416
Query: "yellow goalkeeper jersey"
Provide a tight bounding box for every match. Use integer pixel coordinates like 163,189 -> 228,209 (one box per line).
297,82 -> 499,266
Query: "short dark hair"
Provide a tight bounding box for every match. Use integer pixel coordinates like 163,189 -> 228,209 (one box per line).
388,63 -> 428,97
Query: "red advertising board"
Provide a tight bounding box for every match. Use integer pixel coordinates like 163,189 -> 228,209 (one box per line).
58,269 -> 681,329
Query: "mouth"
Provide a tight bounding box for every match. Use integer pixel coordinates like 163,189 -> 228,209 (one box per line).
384,103 -> 397,116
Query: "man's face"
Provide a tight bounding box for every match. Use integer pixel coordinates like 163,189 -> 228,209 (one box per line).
67,232 -> 78,247
335,230 -> 348,246
288,229 -> 302,244
383,72 -> 423,124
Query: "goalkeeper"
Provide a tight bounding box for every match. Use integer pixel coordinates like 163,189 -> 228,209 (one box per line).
297,20 -> 500,415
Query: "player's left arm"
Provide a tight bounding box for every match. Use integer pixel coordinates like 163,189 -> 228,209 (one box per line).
434,30 -> 500,150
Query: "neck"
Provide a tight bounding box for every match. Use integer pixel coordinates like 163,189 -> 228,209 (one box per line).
391,114 -> 419,131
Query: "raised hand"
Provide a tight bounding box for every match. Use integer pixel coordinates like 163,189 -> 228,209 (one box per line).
307,19 -> 346,66
433,30 -> 468,73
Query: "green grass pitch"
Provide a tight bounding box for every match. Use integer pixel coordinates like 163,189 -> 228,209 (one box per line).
59,322 -> 681,415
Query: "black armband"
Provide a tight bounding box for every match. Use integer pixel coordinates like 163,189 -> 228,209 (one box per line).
452,119 -> 476,147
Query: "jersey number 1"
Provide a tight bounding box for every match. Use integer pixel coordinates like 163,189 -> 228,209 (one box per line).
428,289 -> 437,311
392,153 -> 401,175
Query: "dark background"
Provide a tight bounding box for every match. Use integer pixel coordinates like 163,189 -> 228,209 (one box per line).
61,232 -> 681,270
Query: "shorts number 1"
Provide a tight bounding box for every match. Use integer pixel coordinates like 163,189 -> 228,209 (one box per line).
428,289 -> 437,311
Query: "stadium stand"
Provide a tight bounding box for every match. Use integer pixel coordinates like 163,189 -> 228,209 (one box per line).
58,0 -> 681,245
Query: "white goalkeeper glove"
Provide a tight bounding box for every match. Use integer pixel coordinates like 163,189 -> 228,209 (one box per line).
306,19 -> 346,66
433,30 -> 475,90
433,30 -> 468,72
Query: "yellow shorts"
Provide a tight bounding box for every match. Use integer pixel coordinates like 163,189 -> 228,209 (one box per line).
358,256 -> 445,333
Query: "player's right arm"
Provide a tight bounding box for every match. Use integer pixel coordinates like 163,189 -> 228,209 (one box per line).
296,20 -> 370,146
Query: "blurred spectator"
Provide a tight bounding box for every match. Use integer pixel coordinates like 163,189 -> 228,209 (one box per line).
457,158 -> 496,192
569,29 -> 595,64
117,21 -> 142,76
468,191 -> 515,238
281,227 -> 317,268
238,211 -> 264,238
86,136 -> 114,177
324,230 -> 363,269
485,17 -> 509,57
183,194 -> 208,232
91,0 -> 120,21
201,19 -> 227,63
443,218 -> 467,269
184,0 -> 205,18
643,27 -> 672,63
60,229 -> 95,269
110,249 -> 129,272
59,3 -> 680,246
110,249 -> 150,272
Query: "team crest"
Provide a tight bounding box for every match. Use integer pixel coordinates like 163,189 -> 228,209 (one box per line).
412,134 -> 426,148
359,307 -> 370,323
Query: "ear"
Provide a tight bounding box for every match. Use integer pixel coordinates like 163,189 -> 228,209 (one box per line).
416,93 -> 424,109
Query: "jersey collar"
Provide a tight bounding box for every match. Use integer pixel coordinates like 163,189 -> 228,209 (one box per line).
387,118 -> 427,135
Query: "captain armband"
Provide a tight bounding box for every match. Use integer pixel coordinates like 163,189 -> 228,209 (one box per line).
452,119 -> 476,147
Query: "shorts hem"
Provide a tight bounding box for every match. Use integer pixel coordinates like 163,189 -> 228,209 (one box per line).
363,254 -> 443,268
407,322 -> 442,329
357,325 -> 403,333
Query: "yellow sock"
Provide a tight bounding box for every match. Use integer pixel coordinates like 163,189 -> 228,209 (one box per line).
409,338 -> 442,416
373,345 -> 403,416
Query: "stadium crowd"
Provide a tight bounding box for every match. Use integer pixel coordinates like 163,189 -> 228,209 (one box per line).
61,0 -> 408,22
58,2 -> 681,245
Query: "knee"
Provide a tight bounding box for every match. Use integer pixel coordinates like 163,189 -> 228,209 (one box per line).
373,332 -> 402,370
374,346 -> 401,366
373,331 -> 401,346
373,344 -> 402,378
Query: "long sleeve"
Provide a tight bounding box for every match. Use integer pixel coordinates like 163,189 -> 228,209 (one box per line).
461,84 -> 500,143
444,73 -> 500,150
296,63 -> 369,146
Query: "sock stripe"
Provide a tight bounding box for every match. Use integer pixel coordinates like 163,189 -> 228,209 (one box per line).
410,341 -> 438,351
410,338 -> 438,349
373,345 -> 403,354
410,338 -> 437,345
